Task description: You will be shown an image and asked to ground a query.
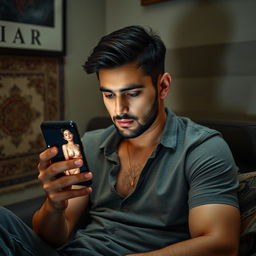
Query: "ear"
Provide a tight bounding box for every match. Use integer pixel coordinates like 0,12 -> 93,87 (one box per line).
159,73 -> 171,99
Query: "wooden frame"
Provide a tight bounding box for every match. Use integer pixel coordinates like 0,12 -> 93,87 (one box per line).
141,0 -> 171,5
0,0 -> 66,56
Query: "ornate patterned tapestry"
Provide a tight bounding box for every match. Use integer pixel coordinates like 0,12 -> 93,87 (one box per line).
0,56 -> 63,193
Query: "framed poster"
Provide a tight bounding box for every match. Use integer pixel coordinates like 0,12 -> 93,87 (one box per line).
141,0 -> 171,5
0,0 -> 65,56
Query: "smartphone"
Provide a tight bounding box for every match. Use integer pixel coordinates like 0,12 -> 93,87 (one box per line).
40,120 -> 91,186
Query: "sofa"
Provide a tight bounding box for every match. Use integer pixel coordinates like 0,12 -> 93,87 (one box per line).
5,117 -> 256,255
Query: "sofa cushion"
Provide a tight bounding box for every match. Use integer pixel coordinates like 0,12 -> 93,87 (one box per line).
238,171 -> 256,255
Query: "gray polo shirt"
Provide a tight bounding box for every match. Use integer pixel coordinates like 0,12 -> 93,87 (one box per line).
60,109 -> 239,256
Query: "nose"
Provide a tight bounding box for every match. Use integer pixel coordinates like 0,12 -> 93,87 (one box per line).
115,95 -> 128,116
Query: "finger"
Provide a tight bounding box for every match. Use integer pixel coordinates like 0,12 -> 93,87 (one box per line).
43,171 -> 92,193
38,147 -> 58,171
39,159 -> 83,183
48,186 -> 92,209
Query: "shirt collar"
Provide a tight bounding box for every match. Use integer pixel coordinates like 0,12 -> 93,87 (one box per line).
159,108 -> 178,149
99,126 -> 121,156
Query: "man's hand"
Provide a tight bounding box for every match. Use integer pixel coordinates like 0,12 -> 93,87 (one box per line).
37,146 -> 93,211
32,146 -> 92,246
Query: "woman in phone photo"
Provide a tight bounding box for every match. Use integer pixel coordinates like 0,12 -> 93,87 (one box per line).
61,129 -> 82,175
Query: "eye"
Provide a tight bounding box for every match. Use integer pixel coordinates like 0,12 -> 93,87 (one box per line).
104,93 -> 114,99
127,91 -> 141,97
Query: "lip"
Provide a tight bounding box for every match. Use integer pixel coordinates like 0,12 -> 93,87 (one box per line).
116,120 -> 134,127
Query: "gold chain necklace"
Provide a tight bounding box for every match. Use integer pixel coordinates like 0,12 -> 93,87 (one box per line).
126,141 -> 141,187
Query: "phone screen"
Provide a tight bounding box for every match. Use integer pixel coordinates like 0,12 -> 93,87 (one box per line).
41,121 -> 91,185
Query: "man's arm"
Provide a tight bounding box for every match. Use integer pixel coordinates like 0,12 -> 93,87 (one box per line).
32,147 -> 93,246
127,203 -> 240,256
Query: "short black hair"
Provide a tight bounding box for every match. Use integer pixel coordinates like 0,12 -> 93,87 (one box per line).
83,25 -> 166,86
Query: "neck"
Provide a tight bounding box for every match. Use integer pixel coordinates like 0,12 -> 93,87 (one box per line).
126,107 -> 166,148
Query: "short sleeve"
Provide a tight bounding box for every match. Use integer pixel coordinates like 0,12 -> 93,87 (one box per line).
186,134 -> 239,209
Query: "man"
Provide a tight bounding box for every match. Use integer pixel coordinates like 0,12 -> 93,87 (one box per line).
0,25 -> 240,255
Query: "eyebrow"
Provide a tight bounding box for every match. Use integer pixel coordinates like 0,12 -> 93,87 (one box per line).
99,84 -> 145,93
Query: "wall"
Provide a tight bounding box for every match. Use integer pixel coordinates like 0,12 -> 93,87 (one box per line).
106,0 -> 256,121
65,0 -> 106,134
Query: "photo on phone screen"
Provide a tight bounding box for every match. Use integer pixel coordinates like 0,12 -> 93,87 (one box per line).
41,121 -> 91,186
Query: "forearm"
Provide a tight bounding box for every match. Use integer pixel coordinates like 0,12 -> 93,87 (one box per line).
32,198 -> 70,247
127,235 -> 238,256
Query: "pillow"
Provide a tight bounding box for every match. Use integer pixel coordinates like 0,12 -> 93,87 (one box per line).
238,171 -> 256,256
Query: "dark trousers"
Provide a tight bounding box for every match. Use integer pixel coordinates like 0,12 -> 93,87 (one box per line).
0,206 -> 59,256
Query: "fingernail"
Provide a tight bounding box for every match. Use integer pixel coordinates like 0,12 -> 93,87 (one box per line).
84,172 -> 91,178
74,159 -> 82,166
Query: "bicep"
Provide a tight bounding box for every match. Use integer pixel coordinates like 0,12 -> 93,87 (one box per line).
189,204 -> 240,246
186,135 -> 239,209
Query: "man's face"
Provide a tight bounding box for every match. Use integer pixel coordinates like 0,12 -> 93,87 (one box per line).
99,62 -> 159,138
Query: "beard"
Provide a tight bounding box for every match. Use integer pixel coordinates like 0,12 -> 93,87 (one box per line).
113,92 -> 159,139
